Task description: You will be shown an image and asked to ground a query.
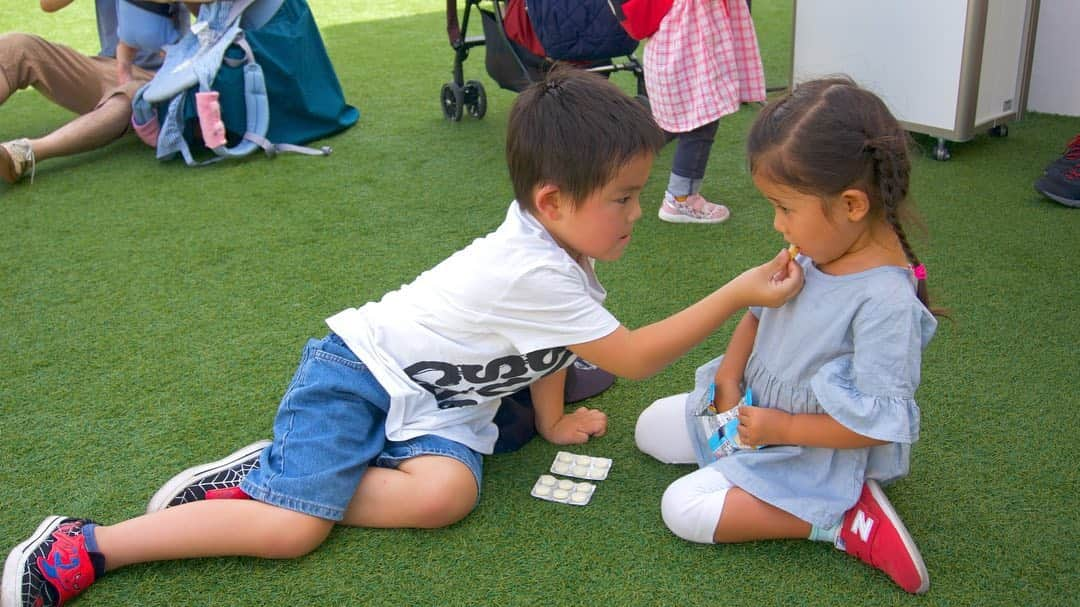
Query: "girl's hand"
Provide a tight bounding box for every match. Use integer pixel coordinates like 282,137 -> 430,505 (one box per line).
713,379 -> 743,413
542,406 -> 607,445
733,249 -> 804,308
736,406 -> 791,447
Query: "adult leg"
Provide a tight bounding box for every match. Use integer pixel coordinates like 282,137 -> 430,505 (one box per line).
0,33 -> 152,180
27,93 -> 130,161
0,33 -> 115,114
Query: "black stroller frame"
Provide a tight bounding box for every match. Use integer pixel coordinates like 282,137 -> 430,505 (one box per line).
442,0 -> 647,121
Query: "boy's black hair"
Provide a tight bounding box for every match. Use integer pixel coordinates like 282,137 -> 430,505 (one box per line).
506,65 -> 665,212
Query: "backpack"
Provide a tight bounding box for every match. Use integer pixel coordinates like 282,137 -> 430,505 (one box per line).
131,0 -> 358,166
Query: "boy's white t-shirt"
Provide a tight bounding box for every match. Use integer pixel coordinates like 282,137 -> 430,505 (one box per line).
326,201 -> 620,454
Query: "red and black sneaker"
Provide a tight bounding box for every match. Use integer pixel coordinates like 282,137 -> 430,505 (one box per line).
2,517 -> 103,607
1035,163 -> 1080,208
1044,133 -> 1080,175
837,480 -> 930,594
146,440 -> 270,513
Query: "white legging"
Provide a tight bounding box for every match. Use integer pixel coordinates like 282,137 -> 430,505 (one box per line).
635,393 -> 734,544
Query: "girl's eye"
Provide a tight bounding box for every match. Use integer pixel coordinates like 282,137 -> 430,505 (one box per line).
617,196 -> 632,204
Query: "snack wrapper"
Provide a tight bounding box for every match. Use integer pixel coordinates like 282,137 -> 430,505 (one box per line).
694,384 -> 760,458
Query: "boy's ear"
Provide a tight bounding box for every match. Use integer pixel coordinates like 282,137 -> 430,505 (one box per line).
841,188 -> 871,221
533,183 -> 565,220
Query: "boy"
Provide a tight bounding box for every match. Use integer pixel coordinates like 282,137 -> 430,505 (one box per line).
2,67 -> 802,607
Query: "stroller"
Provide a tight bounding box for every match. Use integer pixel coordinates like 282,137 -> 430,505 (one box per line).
441,0 -> 647,121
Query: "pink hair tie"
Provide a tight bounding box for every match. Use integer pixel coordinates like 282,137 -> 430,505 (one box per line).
911,264 -> 928,281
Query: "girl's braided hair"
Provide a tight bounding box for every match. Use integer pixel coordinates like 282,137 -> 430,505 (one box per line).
747,76 -> 933,309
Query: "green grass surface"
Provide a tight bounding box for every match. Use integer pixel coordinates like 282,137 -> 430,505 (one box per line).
2,2 -> 1078,605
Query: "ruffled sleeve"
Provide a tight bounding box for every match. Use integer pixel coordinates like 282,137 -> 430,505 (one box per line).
809,300 -> 935,443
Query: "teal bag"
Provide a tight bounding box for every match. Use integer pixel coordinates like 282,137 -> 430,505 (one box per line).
132,0 -> 359,165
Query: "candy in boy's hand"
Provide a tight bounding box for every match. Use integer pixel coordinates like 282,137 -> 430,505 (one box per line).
787,244 -> 800,259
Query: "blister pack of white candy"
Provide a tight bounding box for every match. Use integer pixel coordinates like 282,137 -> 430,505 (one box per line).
549,451 -> 612,480
530,474 -> 597,506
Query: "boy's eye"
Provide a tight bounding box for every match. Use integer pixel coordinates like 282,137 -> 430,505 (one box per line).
616,196 -> 632,204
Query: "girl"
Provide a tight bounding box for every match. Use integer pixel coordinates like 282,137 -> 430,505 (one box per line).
635,77 -> 939,594
646,0 -> 766,224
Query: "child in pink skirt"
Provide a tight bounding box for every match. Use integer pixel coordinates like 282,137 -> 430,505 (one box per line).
646,0 -> 766,224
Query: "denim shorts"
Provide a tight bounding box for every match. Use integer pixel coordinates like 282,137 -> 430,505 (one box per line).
241,334 -> 483,521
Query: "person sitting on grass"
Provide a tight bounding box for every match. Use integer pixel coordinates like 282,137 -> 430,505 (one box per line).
635,77 -> 943,594
1,66 -> 803,607
0,0 -> 163,185
114,0 -> 190,86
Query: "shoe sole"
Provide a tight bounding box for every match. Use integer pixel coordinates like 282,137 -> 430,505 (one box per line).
2,515 -> 65,607
146,440 -> 271,514
658,207 -> 731,224
1034,183 -> 1080,208
866,480 -> 930,594
0,146 -> 16,185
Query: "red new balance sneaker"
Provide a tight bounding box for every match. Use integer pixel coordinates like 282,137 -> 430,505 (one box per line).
2,517 -> 102,607
837,480 -> 930,594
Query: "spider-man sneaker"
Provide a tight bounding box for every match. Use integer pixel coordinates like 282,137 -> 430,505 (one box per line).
2,517 -> 103,607
146,440 -> 271,513
837,480 -> 930,594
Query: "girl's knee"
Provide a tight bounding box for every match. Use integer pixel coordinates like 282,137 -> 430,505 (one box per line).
659,477 -> 724,545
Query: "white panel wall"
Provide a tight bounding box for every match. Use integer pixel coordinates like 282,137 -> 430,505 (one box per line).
1027,0 -> 1080,116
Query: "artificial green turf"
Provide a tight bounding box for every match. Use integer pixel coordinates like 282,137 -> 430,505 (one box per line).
2,2 -> 1078,606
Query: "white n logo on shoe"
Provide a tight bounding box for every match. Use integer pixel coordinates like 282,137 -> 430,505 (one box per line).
850,509 -> 874,542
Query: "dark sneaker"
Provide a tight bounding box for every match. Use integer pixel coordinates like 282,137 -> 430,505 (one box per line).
837,480 -> 930,594
1035,164 -> 1080,208
146,440 -> 271,513
2,517 -> 102,607
1044,133 -> 1080,174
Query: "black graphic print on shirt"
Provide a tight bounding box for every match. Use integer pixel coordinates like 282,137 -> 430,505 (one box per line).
403,347 -> 575,409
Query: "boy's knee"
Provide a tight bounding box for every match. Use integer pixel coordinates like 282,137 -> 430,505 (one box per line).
259,512 -> 333,559
412,471 -> 478,528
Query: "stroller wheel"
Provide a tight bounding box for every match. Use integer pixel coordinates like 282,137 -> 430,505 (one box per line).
464,80 -> 487,119
441,82 -> 464,121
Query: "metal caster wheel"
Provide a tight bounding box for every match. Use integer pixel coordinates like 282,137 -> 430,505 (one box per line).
989,124 -> 1009,138
441,82 -> 464,121
463,80 -> 487,119
933,139 -> 951,161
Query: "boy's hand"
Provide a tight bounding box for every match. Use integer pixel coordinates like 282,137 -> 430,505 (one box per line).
734,249 -> 804,308
736,405 -> 791,447
541,406 -> 607,445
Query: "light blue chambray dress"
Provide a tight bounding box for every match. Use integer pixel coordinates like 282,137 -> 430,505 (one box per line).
684,256 -> 937,528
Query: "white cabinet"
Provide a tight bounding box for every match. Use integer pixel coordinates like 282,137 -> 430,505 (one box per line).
790,0 -> 1040,159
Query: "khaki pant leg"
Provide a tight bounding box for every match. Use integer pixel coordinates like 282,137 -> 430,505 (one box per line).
0,32 -> 153,116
